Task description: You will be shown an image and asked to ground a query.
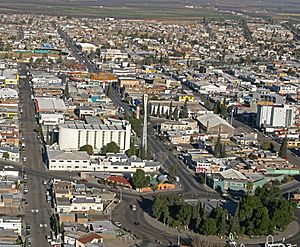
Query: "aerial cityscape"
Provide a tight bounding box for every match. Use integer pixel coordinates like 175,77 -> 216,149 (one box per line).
0,0 -> 299,246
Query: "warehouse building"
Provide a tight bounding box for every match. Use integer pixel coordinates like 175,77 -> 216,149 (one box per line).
58,121 -> 131,153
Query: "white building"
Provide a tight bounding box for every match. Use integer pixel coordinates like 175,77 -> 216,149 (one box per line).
56,196 -> 103,213
0,88 -> 18,99
0,217 -> 22,234
273,83 -> 299,95
58,121 -> 131,153
256,104 -> 296,128
47,148 -> 161,173
39,112 -> 65,126
0,146 -> 20,162
47,149 -> 92,171
98,159 -> 161,174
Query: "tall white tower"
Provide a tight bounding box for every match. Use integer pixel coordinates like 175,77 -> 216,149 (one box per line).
142,94 -> 148,153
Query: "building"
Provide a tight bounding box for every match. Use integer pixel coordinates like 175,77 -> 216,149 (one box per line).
47,148 -> 91,171
207,168 -> 284,193
166,131 -> 191,144
176,94 -> 195,102
0,88 -> 18,99
256,104 -> 296,128
197,113 -> 235,137
0,217 -> 22,235
0,146 -> 20,162
58,121 -> 131,153
35,97 -> 67,113
76,43 -> 97,53
161,119 -> 198,133
76,232 -> 103,247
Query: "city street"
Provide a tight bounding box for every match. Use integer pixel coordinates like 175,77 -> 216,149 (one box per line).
56,29 -> 300,246
18,66 -> 51,247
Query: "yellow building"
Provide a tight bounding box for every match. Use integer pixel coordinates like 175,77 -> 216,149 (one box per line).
177,94 -> 195,102
143,65 -> 157,73
287,139 -> 300,148
4,70 -> 19,86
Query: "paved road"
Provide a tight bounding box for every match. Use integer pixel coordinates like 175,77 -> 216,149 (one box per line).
109,84 -> 221,246
56,25 -> 97,73
18,66 -> 51,246
57,31 -> 300,246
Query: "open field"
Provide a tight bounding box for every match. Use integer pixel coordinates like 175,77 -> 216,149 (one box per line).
0,0 -> 298,19
0,1 -> 243,20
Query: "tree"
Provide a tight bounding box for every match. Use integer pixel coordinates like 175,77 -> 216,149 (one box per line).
271,199 -> 295,230
177,204 -> 193,229
181,99 -> 189,118
220,143 -> 226,158
64,82 -> 70,99
278,138 -> 288,159
101,142 -> 120,154
168,164 -> 178,180
152,196 -> 165,220
106,84 -> 112,97
213,207 -> 228,236
246,181 -> 254,195
2,152 -> 9,160
156,103 -> 161,117
146,145 -> 152,160
230,203 -> 240,235
132,169 -> 150,189
129,116 -> 143,137
213,101 -> 222,115
173,106 -> 179,121
200,217 -> 217,235
253,206 -> 272,235
262,141 -> 275,151
79,145 -> 93,155
214,135 -> 222,157
127,139 -> 137,157
168,101 -> 173,119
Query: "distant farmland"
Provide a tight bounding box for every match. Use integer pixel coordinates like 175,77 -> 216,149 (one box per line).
0,1 -> 241,20
0,0 -> 298,19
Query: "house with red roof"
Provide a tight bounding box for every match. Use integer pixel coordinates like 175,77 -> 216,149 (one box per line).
76,232 -> 103,247
106,175 -> 132,189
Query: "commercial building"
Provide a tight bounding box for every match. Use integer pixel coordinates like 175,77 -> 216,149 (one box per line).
256,104 -> 296,128
197,113 -> 235,137
58,121 -> 131,153
0,217 -> 22,235
47,148 -> 91,171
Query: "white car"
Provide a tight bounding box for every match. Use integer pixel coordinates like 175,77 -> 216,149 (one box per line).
114,221 -> 122,227
4,166 -> 14,169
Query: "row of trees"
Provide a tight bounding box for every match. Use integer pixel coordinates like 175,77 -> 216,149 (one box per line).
152,195 -> 228,235
152,99 -> 189,120
261,137 -> 288,159
79,142 -> 120,155
152,184 -> 295,237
